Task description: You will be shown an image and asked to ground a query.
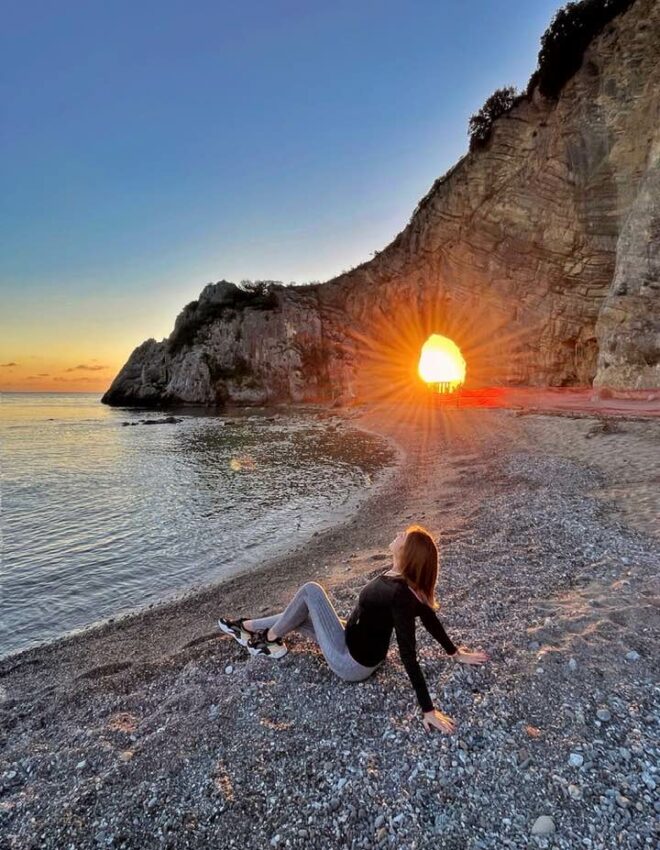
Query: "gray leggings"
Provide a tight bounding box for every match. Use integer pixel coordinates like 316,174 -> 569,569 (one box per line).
249,581 -> 381,682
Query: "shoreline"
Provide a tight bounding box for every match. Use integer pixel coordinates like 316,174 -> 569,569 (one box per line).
0,403 -> 403,664
0,403 -> 409,682
2,401 -> 658,850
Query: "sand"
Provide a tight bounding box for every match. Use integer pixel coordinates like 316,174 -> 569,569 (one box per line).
1,399 -> 658,850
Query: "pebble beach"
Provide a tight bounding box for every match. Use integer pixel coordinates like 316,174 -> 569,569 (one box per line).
1,401 -> 658,850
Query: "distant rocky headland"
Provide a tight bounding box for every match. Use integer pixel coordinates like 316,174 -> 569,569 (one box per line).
103,0 -> 659,409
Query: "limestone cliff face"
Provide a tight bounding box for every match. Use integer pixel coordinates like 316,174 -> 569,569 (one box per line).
103,0 -> 659,408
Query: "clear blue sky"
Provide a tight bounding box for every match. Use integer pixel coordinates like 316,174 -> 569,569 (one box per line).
1,0 -> 562,389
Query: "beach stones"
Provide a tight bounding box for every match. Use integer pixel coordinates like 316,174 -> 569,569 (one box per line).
531,815 -> 555,835
641,772 -> 656,791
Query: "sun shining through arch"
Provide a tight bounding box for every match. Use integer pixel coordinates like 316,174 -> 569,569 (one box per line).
417,333 -> 466,393
336,285 -> 536,458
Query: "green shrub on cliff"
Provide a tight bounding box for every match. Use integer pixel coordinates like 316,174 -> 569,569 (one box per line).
468,86 -> 519,151
466,0 -> 636,153
168,280 -> 280,353
239,279 -> 284,300
529,0 -> 636,99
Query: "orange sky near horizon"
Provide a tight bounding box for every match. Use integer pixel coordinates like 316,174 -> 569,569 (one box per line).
0,332 -> 138,394
0,284 -> 194,394
0,357 -> 119,394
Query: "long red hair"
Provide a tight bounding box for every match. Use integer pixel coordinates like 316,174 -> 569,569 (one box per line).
398,524 -> 440,610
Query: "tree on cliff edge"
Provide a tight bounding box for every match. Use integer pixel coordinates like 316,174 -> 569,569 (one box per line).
530,0 -> 636,99
468,86 -> 518,151
467,0 -> 637,152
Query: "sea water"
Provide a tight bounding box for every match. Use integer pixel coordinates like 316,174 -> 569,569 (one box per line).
0,393 -> 397,658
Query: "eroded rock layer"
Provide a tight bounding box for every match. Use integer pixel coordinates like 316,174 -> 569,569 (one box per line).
103,0 -> 659,408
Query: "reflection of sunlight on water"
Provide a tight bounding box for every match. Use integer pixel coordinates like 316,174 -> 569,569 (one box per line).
1,394 -> 398,658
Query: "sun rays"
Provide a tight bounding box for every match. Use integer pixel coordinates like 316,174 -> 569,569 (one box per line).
330,285 -> 535,454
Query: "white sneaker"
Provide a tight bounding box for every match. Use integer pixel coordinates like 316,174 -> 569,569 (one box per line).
247,628 -> 288,659
217,617 -> 253,647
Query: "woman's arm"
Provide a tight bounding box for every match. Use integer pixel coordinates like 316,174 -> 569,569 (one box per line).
391,596 -> 457,735
419,606 -> 489,665
392,595 -> 434,713
418,605 -> 459,655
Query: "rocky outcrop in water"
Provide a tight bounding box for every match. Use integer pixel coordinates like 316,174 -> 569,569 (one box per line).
103,0 -> 659,408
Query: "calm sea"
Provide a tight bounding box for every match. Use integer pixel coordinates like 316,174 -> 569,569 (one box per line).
0,393 -> 397,658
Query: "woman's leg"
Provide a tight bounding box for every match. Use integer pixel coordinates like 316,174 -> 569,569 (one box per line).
247,613 -> 345,638
250,581 -> 376,681
247,582 -> 335,640
247,612 -> 316,640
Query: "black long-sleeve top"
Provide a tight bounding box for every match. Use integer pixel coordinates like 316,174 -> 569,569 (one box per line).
345,572 -> 458,713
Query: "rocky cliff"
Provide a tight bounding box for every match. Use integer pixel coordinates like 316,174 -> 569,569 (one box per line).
103,0 -> 659,408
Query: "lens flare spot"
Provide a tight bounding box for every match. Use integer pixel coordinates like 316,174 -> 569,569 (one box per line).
229,455 -> 256,472
417,334 -> 466,392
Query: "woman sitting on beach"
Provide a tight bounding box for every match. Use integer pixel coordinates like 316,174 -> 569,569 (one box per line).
218,524 -> 489,734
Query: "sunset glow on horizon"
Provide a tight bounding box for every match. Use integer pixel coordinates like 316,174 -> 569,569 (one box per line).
0,336 -> 130,394
0,334 -> 138,394
0,289 -> 188,393
0,359 -> 116,394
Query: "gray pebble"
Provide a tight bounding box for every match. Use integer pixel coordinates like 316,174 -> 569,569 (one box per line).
531,815 -> 555,835
641,772 -> 656,791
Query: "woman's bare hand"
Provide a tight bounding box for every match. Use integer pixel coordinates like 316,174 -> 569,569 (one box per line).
452,645 -> 489,665
422,709 -> 457,735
